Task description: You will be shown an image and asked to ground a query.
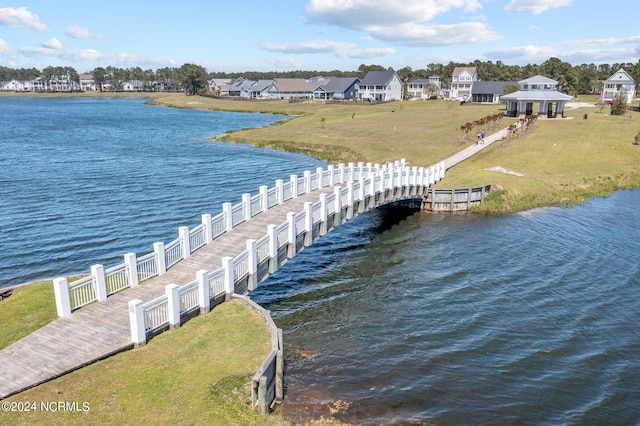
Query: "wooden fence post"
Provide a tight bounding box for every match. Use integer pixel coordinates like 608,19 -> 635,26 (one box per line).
53,277 -> 71,317
154,242 -> 166,276
92,264 -> 107,302
128,299 -> 146,347
124,252 -> 138,288
166,284 -> 180,329
197,269 -> 210,314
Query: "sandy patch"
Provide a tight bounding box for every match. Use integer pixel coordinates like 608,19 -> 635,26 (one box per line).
485,166 -> 524,176
187,101 -> 201,105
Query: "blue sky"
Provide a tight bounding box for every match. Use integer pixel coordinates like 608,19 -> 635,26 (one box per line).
1,1 -> 639,73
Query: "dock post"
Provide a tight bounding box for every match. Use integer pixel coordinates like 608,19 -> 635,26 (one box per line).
124,252 -> 138,288
287,212 -> 296,258
222,256 -> 234,300
267,224 -> 278,273
92,264 -> 107,302
128,299 -> 146,347
154,242 -> 166,275
259,185 -> 269,212
319,193 -> 328,236
197,270 -> 210,314
166,284 -> 180,329
53,277 -> 71,317
246,239 -> 258,291
304,202 -> 313,246
202,214 -> 213,243
179,226 -> 190,259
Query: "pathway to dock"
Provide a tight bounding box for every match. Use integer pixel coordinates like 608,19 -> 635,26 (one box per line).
0,127 -> 509,400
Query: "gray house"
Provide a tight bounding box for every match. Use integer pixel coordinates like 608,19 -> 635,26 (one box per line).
358,70 -> 403,102
314,77 -> 360,100
471,81 -> 518,104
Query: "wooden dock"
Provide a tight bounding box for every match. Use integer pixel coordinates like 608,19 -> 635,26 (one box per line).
0,187 -> 335,399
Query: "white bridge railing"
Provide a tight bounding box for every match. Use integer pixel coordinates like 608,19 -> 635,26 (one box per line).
53,159 -> 445,318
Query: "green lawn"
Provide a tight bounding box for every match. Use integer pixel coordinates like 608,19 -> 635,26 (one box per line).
0,282 -> 58,349
0,300 -> 286,426
151,95 -> 640,213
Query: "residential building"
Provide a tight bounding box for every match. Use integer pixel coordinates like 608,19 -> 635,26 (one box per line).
267,78 -> 316,99
313,77 -> 360,100
407,75 -> 444,99
601,68 -> 636,104
471,81 -> 518,104
450,67 -> 477,101
358,70 -> 402,102
500,75 -> 573,118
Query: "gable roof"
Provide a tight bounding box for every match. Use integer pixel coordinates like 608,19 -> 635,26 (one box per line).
520,75 -> 557,85
501,90 -> 573,101
452,67 -> 477,76
360,70 -> 397,85
321,77 -> 360,92
270,78 -> 316,92
606,68 -> 634,83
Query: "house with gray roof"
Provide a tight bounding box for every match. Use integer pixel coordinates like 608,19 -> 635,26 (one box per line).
313,77 -> 360,100
471,81 -> 518,104
500,75 -> 573,118
358,70 -> 402,102
268,78 -> 316,99
600,68 -> 636,104
407,76 -> 445,99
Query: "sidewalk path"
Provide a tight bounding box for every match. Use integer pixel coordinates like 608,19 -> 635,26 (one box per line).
444,127 -> 510,169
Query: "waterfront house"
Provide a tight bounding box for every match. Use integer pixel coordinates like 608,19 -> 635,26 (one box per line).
358,70 -> 402,102
600,68 -> 636,104
500,75 -> 573,118
450,67 -> 477,101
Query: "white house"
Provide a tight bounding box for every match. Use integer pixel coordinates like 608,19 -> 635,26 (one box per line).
358,70 -> 403,102
500,75 -> 573,118
601,68 -> 636,104
450,67 -> 477,101
407,75 -> 444,99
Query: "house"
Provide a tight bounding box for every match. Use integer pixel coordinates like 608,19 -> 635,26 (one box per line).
407,76 -> 444,99
0,79 -> 25,91
267,78 -> 316,99
601,68 -> 636,104
450,67 -> 477,101
79,74 -> 96,91
358,70 -> 402,102
313,77 -> 360,100
208,78 -> 232,93
500,75 -> 573,118
123,80 -> 144,91
246,80 -> 274,99
471,81 -> 518,104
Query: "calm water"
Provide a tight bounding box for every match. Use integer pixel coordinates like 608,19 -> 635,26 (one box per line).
252,192 -> 640,425
0,97 -> 325,287
3,98 -> 640,425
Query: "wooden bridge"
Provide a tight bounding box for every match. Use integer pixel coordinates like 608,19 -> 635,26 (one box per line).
0,159 -> 445,404
0,123 -> 516,409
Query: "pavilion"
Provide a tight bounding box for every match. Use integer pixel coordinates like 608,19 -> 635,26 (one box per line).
500,75 -> 573,118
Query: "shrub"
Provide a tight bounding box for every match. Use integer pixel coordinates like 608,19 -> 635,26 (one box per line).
634,130 -> 640,145
610,90 -> 627,115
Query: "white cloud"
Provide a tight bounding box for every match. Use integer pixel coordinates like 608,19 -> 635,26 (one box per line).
563,35 -> 640,46
0,7 -> 47,31
306,0 -> 482,29
305,0 -> 492,47
368,22 -> 501,46
0,38 -> 11,54
260,40 -> 356,54
504,0 -> 572,15
485,44 -> 638,64
66,25 -> 104,39
42,38 -> 63,50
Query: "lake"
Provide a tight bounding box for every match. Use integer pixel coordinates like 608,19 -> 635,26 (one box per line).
2,97 -> 639,424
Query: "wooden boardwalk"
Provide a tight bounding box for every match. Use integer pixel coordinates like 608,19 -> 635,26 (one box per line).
0,186 -> 335,399
0,127 -> 510,400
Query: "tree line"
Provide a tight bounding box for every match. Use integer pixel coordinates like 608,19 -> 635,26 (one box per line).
2,57 -> 639,96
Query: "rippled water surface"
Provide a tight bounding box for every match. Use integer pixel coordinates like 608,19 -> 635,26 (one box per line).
253,192 -> 640,425
3,97 -> 640,425
0,97 -> 325,287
